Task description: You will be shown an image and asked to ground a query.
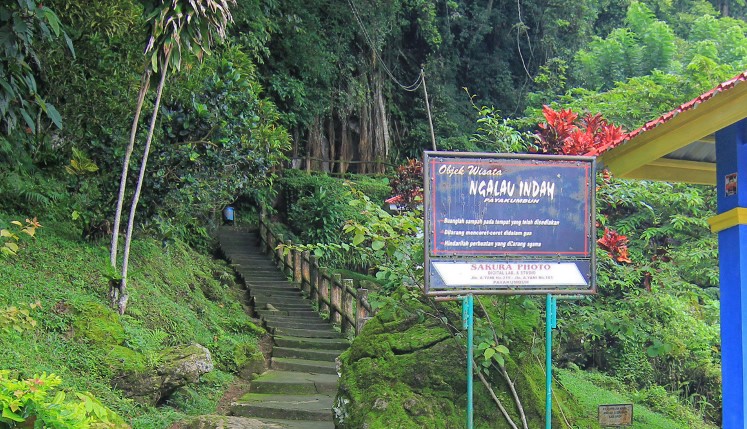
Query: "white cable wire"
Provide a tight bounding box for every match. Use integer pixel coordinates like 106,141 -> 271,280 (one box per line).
347,0 -> 424,92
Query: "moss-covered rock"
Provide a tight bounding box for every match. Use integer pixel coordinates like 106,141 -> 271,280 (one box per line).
233,340 -> 267,380
106,345 -> 148,374
72,301 -> 125,346
113,343 -> 214,405
337,291 -> 572,428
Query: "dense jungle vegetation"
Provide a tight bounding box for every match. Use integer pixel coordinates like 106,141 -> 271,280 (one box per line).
1,0 -> 744,427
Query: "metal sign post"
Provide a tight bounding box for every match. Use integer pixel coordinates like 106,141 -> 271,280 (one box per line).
545,294 -> 556,429
462,294 -> 474,429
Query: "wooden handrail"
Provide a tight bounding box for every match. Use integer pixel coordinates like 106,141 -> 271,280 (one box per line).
257,211 -> 374,335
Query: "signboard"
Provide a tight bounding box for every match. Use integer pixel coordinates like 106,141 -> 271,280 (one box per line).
424,152 -> 596,296
598,404 -> 633,426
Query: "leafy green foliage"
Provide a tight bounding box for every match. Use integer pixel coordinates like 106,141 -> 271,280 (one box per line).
0,301 -> 40,333
141,0 -> 234,73
0,371 -> 126,428
1,218 -> 40,257
574,2 -> 676,90
0,1 -> 73,133
140,46 -> 290,247
0,214 -> 265,425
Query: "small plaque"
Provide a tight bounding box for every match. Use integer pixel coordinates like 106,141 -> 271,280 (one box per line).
726,173 -> 738,197
598,404 -> 633,427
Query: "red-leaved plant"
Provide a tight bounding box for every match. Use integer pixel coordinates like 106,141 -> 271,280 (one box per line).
597,227 -> 632,263
535,106 -> 625,156
390,159 -> 424,210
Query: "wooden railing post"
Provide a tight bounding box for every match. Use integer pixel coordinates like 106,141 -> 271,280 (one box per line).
319,269 -> 330,315
342,279 -> 354,334
331,273 -> 343,326
259,213 -> 267,253
309,255 -> 319,303
274,234 -> 284,267
293,246 -> 302,285
356,288 -> 369,334
283,240 -> 292,278
302,250 -> 311,295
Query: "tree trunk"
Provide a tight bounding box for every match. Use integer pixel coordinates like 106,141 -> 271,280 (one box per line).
110,67 -> 151,275
359,94 -> 372,174
374,73 -> 390,174
340,118 -> 351,175
308,116 -> 325,171
118,49 -> 172,315
328,115 -> 336,174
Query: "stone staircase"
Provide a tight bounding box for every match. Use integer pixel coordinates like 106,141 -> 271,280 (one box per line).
219,228 -> 346,429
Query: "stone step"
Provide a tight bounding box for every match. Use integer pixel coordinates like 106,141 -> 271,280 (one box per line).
262,313 -> 326,323
274,336 -> 349,351
259,419 -> 334,429
252,295 -> 311,305
273,327 -> 341,339
246,280 -> 301,292
271,357 -> 337,375
248,281 -> 300,289
231,393 -> 334,421
255,309 -> 317,319
241,274 -> 289,282
264,318 -> 336,332
273,346 -> 340,362
264,319 -> 331,330
254,296 -> 319,310
251,289 -> 303,299
247,370 -> 338,395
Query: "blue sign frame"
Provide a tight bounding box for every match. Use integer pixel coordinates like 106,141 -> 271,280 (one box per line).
424,152 -> 596,296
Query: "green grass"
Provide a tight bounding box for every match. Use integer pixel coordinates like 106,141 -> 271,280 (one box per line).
0,214 -> 263,428
556,368 -> 718,429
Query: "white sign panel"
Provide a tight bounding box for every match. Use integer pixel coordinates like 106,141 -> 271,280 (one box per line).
432,261 -> 588,288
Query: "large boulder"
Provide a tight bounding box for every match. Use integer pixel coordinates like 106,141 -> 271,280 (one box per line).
334,291 -> 468,429
114,343 -> 214,405
334,289 -> 553,429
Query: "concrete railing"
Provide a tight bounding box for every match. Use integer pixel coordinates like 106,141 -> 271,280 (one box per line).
258,213 -> 373,335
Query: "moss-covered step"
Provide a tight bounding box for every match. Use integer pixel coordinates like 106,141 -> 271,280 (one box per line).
273,327 -> 341,339
271,357 -> 337,374
258,419 -> 334,429
263,319 -> 332,331
273,335 -> 349,351
272,346 -> 341,362
231,393 -> 334,421
247,370 -> 338,395
256,309 -> 319,318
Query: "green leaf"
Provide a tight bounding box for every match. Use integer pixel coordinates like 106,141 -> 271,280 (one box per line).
495,345 -> 509,355
19,109 -> 35,133
484,348 -> 496,360
2,407 -> 25,422
371,240 -> 385,251
45,102 -> 62,129
495,354 -> 505,367
352,234 -> 365,246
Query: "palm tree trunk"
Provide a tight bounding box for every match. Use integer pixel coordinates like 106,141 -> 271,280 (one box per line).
117,50 -> 171,315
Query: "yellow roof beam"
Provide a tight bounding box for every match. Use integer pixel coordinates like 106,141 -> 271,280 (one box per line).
619,158 -> 716,185
600,82 -> 747,178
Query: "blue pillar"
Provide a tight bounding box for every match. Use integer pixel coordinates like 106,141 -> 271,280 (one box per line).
714,119 -> 747,428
